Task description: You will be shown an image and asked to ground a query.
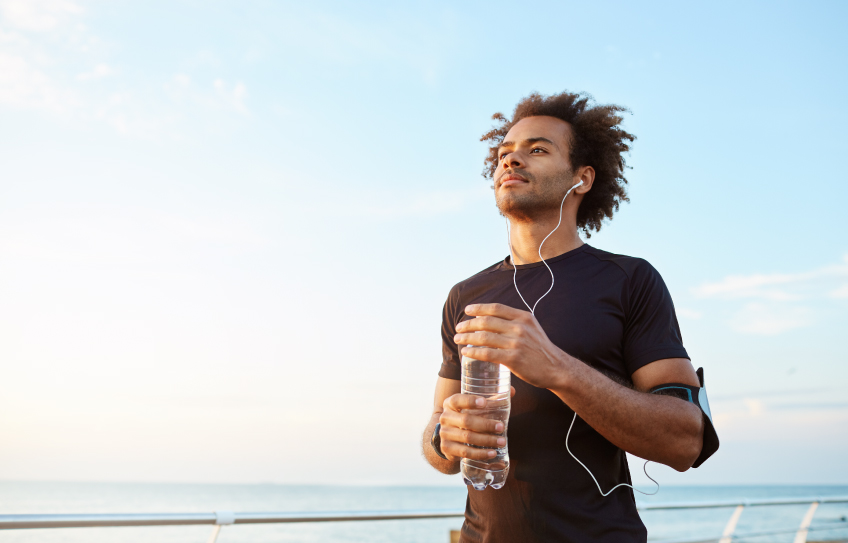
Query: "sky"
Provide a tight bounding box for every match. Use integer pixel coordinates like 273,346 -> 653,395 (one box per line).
0,0 -> 846,488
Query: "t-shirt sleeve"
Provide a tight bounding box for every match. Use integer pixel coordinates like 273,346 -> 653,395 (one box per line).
438,282 -> 463,380
623,260 -> 689,375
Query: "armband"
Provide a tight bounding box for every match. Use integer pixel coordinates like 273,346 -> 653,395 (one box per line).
649,367 -> 719,468
431,423 -> 448,460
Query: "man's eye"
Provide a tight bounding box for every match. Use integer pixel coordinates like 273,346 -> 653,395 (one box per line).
499,152 -> 508,160
531,148 -> 544,153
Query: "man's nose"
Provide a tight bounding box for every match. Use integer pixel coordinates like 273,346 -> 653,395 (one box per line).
502,151 -> 523,169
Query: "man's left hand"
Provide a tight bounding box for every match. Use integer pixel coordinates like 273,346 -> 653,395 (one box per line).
454,303 -> 568,390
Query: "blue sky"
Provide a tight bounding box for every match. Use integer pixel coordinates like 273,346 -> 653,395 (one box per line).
0,0 -> 846,486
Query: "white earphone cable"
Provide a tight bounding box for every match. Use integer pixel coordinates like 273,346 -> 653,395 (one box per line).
565,410 -> 658,496
507,179 -> 659,497
507,180 -> 580,314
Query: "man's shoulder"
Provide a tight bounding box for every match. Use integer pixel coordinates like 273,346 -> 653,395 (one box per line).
582,245 -> 656,280
445,258 -> 509,300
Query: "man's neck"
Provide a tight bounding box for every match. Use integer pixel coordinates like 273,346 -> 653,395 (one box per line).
508,213 -> 584,265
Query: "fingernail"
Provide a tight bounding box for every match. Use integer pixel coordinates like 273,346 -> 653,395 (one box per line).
476,398 -> 485,407
497,438 -> 506,446
495,423 -> 503,432
487,450 -> 496,457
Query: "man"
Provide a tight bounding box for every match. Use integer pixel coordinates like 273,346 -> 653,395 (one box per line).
421,92 -> 718,542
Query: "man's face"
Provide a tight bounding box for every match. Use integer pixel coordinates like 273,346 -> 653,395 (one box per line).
494,115 -> 575,221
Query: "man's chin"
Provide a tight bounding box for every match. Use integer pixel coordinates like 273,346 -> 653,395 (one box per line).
496,195 -> 561,222
497,198 -> 539,222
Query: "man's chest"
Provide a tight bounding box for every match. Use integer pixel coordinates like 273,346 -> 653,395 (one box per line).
461,270 -> 629,379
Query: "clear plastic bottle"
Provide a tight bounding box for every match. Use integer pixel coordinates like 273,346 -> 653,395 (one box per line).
460,350 -> 511,490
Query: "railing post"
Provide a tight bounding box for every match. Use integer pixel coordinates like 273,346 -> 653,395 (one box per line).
792,501 -> 819,543
207,511 -> 235,543
718,504 -> 744,543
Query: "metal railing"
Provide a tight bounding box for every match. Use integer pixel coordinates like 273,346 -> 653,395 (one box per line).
1,496 -> 846,543
637,497 -> 848,543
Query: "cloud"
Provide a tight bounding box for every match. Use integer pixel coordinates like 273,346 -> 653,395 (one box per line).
0,206 -> 268,266
76,63 -> 112,81
92,91 -> 167,137
676,308 -> 702,320
712,387 -> 829,401
0,3 -> 252,137
0,0 -> 82,32
711,389 -> 848,433
770,401 -> 848,410
712,399 -> 848,445
322,185 -> 491,219
693,255 -> 848,301
165,73 -> 191,91
213,79 -> 248,114
0,0 -> 85,114
729,302 -> 812,335
693,256 -> 848,335
238,5 -> 455,86
0,51 -> 78,112
367,189 -> 477,217
742,398 -> 764,416
164,75 -> 250,117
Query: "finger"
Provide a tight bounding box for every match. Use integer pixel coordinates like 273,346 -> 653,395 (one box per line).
454,331 -> 512,349
455,316 -> 515,334
443,393 -> 487,412
465,303 -> 527,320
440,409 -> 505,435
440,426 -> 506,449
441,440 -> 501,461
510,386 -> 516,398
460,345 -> 511,365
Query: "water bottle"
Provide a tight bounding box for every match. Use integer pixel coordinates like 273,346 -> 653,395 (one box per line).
460,349 -> 511,490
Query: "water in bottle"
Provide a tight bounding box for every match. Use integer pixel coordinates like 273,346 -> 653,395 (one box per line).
460,351 -> 511,490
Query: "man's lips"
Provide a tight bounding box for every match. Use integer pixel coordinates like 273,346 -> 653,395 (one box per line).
499,174 -> 528,188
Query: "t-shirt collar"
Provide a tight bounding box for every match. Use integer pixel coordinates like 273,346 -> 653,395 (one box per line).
501,243 -> 589,271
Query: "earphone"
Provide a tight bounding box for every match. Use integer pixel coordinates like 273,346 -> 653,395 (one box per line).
506,178 -> 659,497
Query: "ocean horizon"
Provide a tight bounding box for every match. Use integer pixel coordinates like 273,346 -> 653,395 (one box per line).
1,481 -> 847,542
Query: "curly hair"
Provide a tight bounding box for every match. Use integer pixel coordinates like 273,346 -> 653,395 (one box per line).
481,91 -> 635,237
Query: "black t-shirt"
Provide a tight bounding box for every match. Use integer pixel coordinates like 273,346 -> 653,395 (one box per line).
439,244 -> 688,543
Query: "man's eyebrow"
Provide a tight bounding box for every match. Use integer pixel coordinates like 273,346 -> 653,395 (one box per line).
498,137 -> 558,150
525,137 -> 557,147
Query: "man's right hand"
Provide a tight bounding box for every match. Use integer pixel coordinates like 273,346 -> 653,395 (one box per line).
438,393 -> 507,461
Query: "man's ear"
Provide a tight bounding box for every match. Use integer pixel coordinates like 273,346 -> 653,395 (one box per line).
574,166 -> 595,194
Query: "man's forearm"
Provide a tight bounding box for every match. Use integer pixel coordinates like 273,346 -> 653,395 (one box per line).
550,354 -> 704,471
422,413 -> 460,474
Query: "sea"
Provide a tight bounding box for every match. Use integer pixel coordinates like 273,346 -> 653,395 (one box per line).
1,482 -> 847,543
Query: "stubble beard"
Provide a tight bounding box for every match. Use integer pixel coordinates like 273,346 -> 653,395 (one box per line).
495,168 -> 574,223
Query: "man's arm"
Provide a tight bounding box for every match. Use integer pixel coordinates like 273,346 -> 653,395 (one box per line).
422,377 -> 462,474
455,304 -> 704,472
552,356 -> 703,471
422,377 -> 511,474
